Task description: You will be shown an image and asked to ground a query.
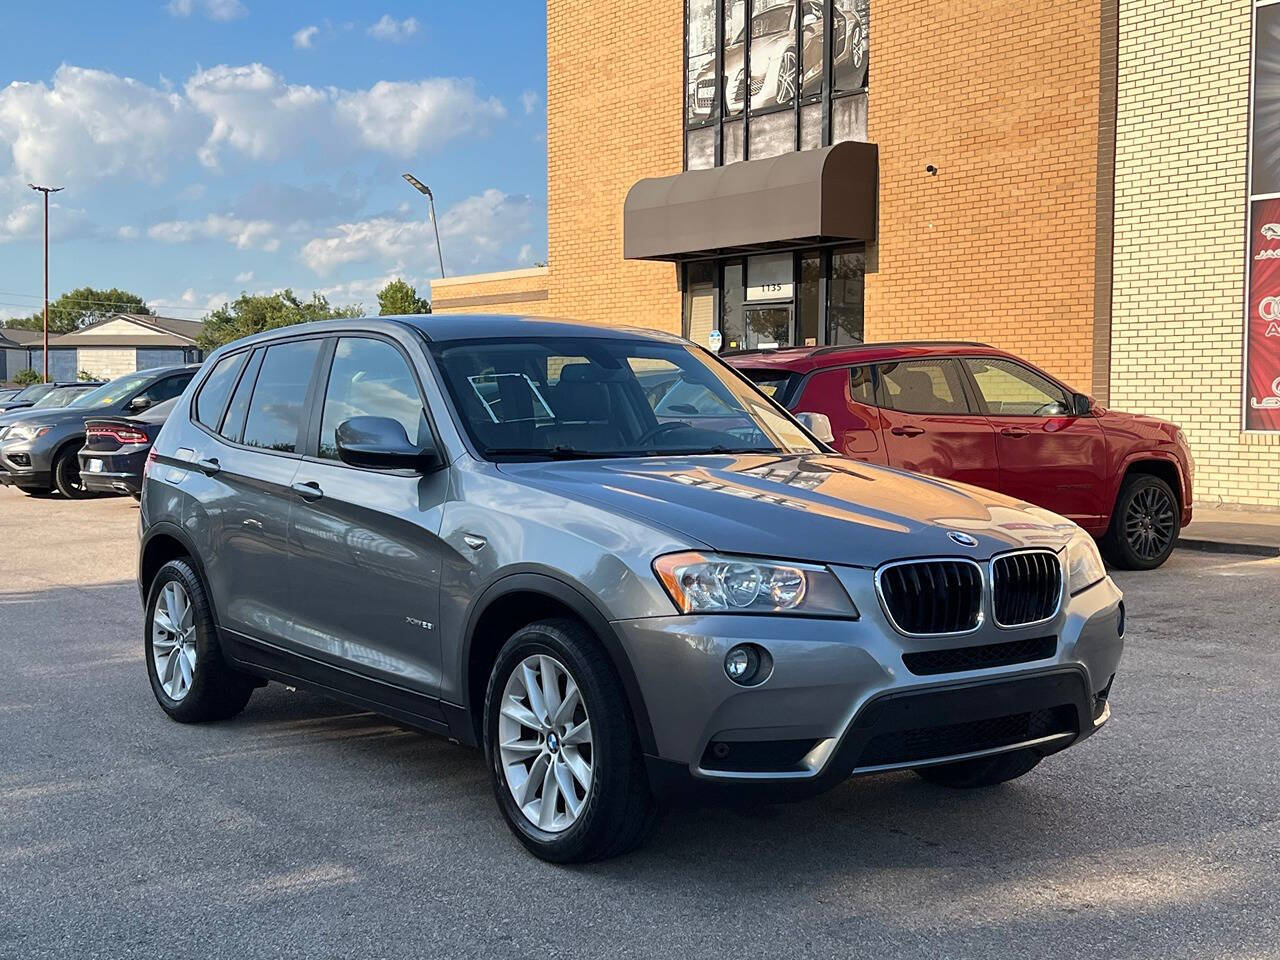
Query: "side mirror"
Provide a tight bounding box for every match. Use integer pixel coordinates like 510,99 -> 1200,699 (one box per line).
795,411 -> 835,444
129,396 -> 153,412
335,416 -> 438,471
1072,393 -> 1094,416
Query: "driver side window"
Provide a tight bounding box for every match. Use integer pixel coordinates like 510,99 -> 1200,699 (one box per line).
963,358 -> 1069,416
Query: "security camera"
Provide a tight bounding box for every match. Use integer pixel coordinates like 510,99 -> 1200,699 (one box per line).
925,164 -> 938,176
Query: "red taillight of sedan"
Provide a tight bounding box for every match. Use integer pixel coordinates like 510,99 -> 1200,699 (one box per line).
86,425 -> 149,445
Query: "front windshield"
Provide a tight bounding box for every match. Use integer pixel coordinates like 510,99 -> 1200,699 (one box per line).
430,337 -> 819,460
12,382 -> 54,402
71,371 -> 153,411
736,6 -> 793,42
30,386 -> 91,410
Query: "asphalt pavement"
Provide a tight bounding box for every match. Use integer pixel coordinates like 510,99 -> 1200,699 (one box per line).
1,487 -> 1276,959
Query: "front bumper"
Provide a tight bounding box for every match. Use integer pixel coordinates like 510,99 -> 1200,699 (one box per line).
615,568 -> 1123,793
0,438 -> 53,490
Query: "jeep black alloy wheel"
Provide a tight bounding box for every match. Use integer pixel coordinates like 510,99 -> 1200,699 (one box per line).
1105,474 -> 1179,569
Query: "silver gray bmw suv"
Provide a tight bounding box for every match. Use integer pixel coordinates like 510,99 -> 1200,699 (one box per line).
138,315 -> 1124,862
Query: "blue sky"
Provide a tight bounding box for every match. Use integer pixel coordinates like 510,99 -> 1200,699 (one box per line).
0,1 -> 547,321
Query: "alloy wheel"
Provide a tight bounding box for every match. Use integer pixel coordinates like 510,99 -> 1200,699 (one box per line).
498,654 -> 593,834
152,581 -> 197,701
1124,485 -> 1176,561
777,50 -> 797,103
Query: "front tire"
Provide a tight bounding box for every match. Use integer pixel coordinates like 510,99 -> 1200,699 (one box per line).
1103,473 -> 1179,570
145,558 -> 254,723
914,749 -> 1041,788
53,447 -> 93,499
483,618 -> 658,862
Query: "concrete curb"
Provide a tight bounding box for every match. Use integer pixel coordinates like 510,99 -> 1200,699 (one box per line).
1176,537 -> 1280,558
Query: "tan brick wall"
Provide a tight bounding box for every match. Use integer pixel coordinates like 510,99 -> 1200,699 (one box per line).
864,0 -> 1105,391
544,0 -> 683,332
1112,0 -> 1280,508
431,267 -> 551,316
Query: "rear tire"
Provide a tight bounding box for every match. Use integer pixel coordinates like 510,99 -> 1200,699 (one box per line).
484,618 -> 658,862
1103,473 -> 1179,570
914,749 -> 1041,788
53,448 -> 92,499
145,558 -> 254,723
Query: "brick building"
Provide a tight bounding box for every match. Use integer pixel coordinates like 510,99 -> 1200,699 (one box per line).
433,0 -> 1280,509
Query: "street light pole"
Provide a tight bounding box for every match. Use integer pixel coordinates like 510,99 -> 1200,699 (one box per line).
401,173 -> 446,279
28,184 -> 64,382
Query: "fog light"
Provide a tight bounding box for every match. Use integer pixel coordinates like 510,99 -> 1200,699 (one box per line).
723,643 -> 771,686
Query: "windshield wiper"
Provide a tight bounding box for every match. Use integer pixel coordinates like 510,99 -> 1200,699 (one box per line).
644,445 -> 786,456
484,446 -> 623,460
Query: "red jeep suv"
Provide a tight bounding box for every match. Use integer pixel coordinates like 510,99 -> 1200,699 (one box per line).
726,342 -> 1193,569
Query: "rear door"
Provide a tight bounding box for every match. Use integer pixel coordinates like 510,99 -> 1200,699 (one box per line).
961,356 -> 1109,525
183,339 -> 322,643
876,357 -> 1001,490
285,335 -> 449,706
790,364 -> 888,463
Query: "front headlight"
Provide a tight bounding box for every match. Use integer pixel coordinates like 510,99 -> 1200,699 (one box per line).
653,551 -> 858,617
7,424 -> 52,442
1065,528 -> 1106,595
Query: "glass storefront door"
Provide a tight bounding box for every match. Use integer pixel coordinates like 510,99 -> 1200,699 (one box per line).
743,305 -> 792,349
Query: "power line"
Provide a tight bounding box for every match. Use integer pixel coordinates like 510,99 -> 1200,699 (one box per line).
0,291 -> 213,317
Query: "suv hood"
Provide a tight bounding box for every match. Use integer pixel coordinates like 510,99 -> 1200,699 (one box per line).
498,453 -> 1077,568
0,406 -> 102,429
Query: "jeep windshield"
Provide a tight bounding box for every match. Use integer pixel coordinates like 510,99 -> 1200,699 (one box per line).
429,337 -> 820,461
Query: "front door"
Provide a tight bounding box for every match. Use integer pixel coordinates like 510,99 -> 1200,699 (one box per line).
876,358 -> 1001,491
286,336 -> 448,707
961,356 -> 1110,527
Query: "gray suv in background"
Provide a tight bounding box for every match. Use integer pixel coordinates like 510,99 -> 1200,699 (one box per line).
138,315 -> 1124,862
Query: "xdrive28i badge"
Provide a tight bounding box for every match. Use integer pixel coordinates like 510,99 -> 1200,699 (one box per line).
947,531 -> 979,547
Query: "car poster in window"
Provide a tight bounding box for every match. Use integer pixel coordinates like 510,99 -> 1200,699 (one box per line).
1247,2 -> 1280,429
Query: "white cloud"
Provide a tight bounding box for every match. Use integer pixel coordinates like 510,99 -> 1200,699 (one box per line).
336,78 -> 505,156
147,213 -> 280,251
152,287 -> 231,314
300,188 -> 533,275
0,66 -> 196,184
367,15 -> 419,42
316,268 -> 416,309
168,0 -> 247,21
234,270 -> 254,283
517,243 -> 534,264
117,225 -> 140,240
520,90 -> 539,115
293,25 -> 319,49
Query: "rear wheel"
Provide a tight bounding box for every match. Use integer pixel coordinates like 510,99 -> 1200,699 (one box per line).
914,749 -> 1041,788
484,618 -> 658,862
52,447 -> 92,499
1103,473 -> 1179,570
145,558 -> 254,723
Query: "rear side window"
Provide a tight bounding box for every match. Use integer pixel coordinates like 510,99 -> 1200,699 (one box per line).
741,369 -> 797,402
318,338 -> 427,460
847,365 -> 875,405
194,353 -> 246,429
240,340 -> 321,453
878,359 -> 972,415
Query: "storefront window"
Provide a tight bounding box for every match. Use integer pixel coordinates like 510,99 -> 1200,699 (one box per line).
721,261 -> 746,351
827,246 -> 865,344
685,0 -> 869,169
683,262 -> 718,351
797,253 -> 821,346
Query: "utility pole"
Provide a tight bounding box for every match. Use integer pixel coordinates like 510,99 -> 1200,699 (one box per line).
401,173 -> 446,279
28,184 -> 64,381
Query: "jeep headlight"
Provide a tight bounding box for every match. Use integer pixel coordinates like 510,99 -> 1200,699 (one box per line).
1065,528 -> 1106,595
654,552 -> 858,617
7,423 -> 52,442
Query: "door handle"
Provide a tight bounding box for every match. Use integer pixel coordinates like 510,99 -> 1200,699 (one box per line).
291,480 -> 323,502
196,457 -> 220,476
1000,427 -> 1030,439
891,425 -> 925,437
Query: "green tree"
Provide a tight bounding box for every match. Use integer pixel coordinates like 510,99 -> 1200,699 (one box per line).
376,278 -> 430,316
197,289 -> 363,352
13,368 -> 44,385
4,286 -> 150,334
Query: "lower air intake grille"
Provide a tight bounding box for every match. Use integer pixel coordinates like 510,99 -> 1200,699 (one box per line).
902,635 -> 1057,676
992,550 -> 1062,626
855,706 -> 1078,769
878,560 -> 983,635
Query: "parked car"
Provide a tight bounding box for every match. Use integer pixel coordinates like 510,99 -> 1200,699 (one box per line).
0,365 -> 197,498
0,380 -> 88,413
78,397 -> 178,499
725,342 -> 1193,570
138,315 -> 1123,863
0,381 -> 105,439
0,388 -> 20,402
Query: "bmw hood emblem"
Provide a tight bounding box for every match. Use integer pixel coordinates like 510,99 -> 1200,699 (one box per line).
947,531 -> 979,547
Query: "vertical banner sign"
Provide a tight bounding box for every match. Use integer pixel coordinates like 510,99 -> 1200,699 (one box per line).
1246,2 -> 1280,429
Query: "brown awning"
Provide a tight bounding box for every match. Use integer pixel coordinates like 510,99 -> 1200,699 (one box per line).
623,140 -> 877,262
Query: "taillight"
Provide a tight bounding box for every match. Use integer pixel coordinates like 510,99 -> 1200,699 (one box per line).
87,425 -> 149,445
143,449 -> 159,480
